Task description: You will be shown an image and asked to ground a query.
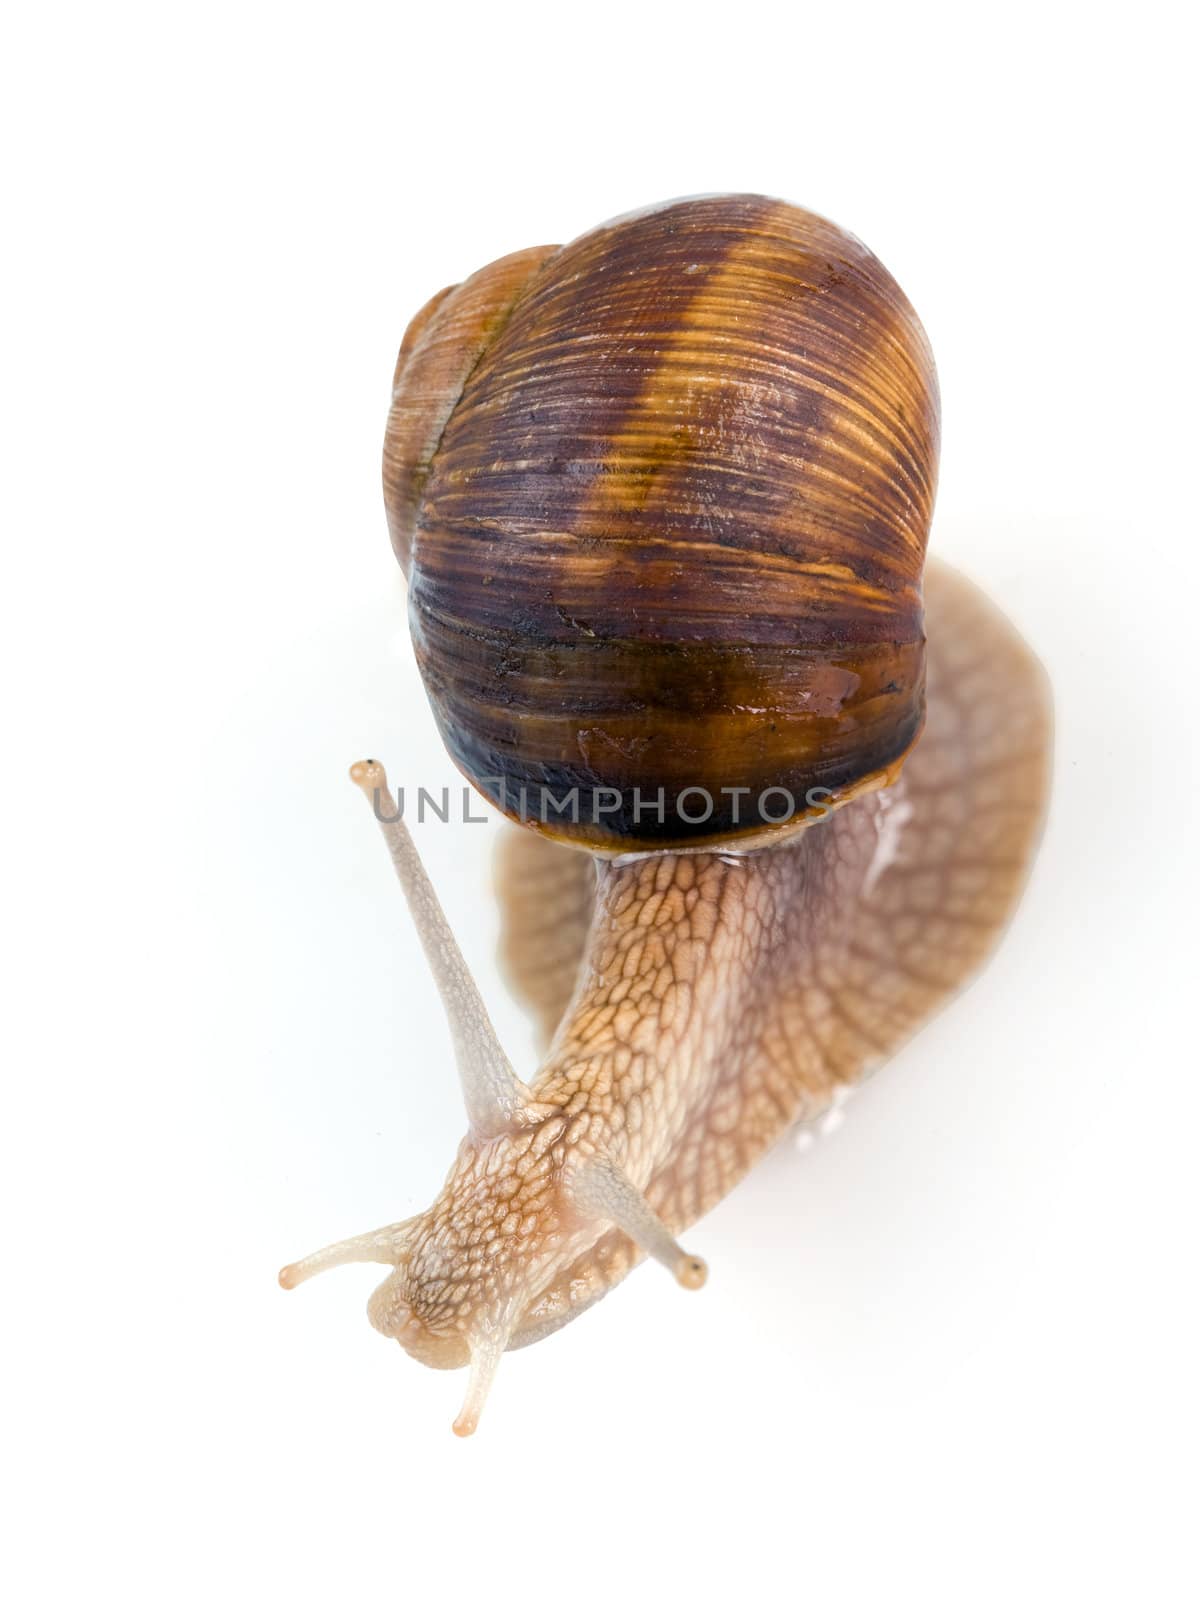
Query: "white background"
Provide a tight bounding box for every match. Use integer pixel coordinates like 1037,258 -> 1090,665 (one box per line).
4,4 -> 1196,1596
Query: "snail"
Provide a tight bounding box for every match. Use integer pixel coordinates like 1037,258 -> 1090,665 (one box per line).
279,195 -> 1051,1435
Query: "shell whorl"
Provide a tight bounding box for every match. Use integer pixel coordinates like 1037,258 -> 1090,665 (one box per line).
384,195 -> 939,850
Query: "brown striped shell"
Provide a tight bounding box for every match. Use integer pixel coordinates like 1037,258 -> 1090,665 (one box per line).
383,195 -> 939,850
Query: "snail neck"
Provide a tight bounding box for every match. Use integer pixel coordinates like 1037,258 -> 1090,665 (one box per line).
527,806 -> 885,1207
530,844 -> 809,1169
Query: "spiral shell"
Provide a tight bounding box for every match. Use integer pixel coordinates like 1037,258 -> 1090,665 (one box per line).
384,195 -> 939,850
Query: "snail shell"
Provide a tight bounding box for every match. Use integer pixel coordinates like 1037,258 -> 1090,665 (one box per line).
384,194 -> 939,849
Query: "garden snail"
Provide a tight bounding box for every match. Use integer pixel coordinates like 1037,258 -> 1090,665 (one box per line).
280,195 -> 1052,1435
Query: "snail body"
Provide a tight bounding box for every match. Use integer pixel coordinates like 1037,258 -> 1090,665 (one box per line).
282,197 -> 1051,1435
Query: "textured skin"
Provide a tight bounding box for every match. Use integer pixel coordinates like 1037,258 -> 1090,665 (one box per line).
494,823 -> 594,1055
387,195 -> 940,847
365,559 -> 1050,1367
